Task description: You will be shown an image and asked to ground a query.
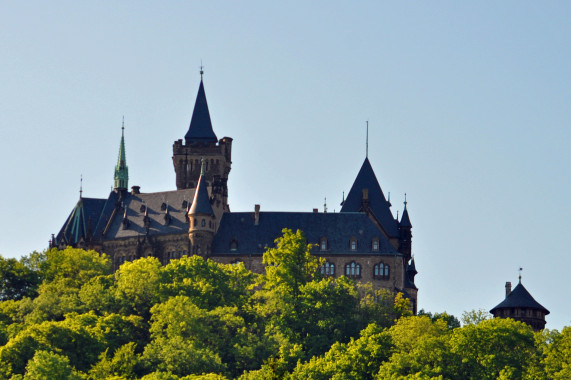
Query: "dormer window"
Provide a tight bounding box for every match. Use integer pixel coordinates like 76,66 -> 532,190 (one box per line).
320,237 -> 328,251
372,238 -> 379,251
230,240 -> 238,252
350,238 -> 357,251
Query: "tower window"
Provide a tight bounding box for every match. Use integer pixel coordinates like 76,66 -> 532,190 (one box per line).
344,261 -> 361,278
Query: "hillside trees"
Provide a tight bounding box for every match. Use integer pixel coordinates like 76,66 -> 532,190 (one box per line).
0,234 -> 566,379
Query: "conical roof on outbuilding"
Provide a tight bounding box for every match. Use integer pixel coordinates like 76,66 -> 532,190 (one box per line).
490,282 -> 549,315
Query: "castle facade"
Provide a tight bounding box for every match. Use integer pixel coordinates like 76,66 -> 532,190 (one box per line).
53,74 -> 418,311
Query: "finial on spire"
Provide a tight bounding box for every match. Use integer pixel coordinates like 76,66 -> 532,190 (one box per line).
366,120 -> 369,158
404,193 -> 407,208
519,267 -> 523,283
122,116 -> 125,135
80,174 -> 83,198
324,197 -> 327,213
396,209 -> 399,220
200,60 -> 204,80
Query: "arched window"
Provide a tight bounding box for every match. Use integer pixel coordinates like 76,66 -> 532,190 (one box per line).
320,237 -> 327,251
350,238 -> 357,251
374,262 -> 390,280
201,219 -> 206,227
372,238 -> 379,251
344,261 -> 361,278
320,262 -> 335,276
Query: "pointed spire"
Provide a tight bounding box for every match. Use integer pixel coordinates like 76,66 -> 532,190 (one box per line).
400,194 -> 412,228
114,118 -> 129,190
189,159 -> 215,216
185,71 -> 218,145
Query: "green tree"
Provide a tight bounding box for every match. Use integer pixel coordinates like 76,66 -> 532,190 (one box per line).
115,257 -> 162,317
23,350 -> 81,380
41,248 -> 112,288
89,342 -> 139,379
376,315 -> 457,379
262,229 -> 322,301
418,309 -> 461,329
290,323 -> 392,380
296,277 -> 360,357
449,318 -> 537,379
543,326 -> 571,379
0,255 -> 41,301
461,308 -> 491,326
159,256 -> 255,309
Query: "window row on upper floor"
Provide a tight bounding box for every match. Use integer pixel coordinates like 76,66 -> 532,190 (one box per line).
319,261 -> 391,280
319,237 -> 382,252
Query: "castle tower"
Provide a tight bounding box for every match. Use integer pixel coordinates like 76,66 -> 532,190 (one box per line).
172,71 -> 232,212
114,122 -> 129,192
188,159 -> 216,257
490,276 -> 549,331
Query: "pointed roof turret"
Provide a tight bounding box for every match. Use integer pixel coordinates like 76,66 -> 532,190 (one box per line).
185,74 -> 218,145
341,157 -> 398,237
189,159 -> 215,216
400,196 -> 412,228
114,120 -> 129,191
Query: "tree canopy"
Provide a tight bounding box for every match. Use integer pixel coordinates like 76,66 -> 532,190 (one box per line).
0,233 -> 566,379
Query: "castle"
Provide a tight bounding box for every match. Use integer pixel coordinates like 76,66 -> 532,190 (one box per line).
52,73 -> 419,312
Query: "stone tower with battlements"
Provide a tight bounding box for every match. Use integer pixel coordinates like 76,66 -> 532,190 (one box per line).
172,73 -> 232,212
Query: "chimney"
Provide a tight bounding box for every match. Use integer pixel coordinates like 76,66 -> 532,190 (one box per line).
254,204 -> 260,225
313,208 -> 318,213
505,282 -> 512,298
131,186 -> 140,195
362,188 -> 369,201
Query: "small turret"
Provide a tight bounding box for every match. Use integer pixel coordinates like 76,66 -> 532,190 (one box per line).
398,195 -> 412,263
188,159 -> 216,257
114,120 -> 129,191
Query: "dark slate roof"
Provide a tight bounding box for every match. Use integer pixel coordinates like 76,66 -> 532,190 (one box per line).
96,189 -> 197,240
340,158 -> 399,237
211,211 -> 399,256
189,174 -> 214,215
490,282 -> 550,315
400,206 -> 412,228
185,79 -> 218,144
56,197 -> 107,245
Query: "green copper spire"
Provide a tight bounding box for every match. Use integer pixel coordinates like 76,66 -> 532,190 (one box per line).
114,119 -> 129,191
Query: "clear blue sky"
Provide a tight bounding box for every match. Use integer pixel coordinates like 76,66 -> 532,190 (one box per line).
1,2 -> 569,330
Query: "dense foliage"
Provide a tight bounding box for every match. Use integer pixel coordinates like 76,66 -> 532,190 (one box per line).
0,229 -> 569,379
